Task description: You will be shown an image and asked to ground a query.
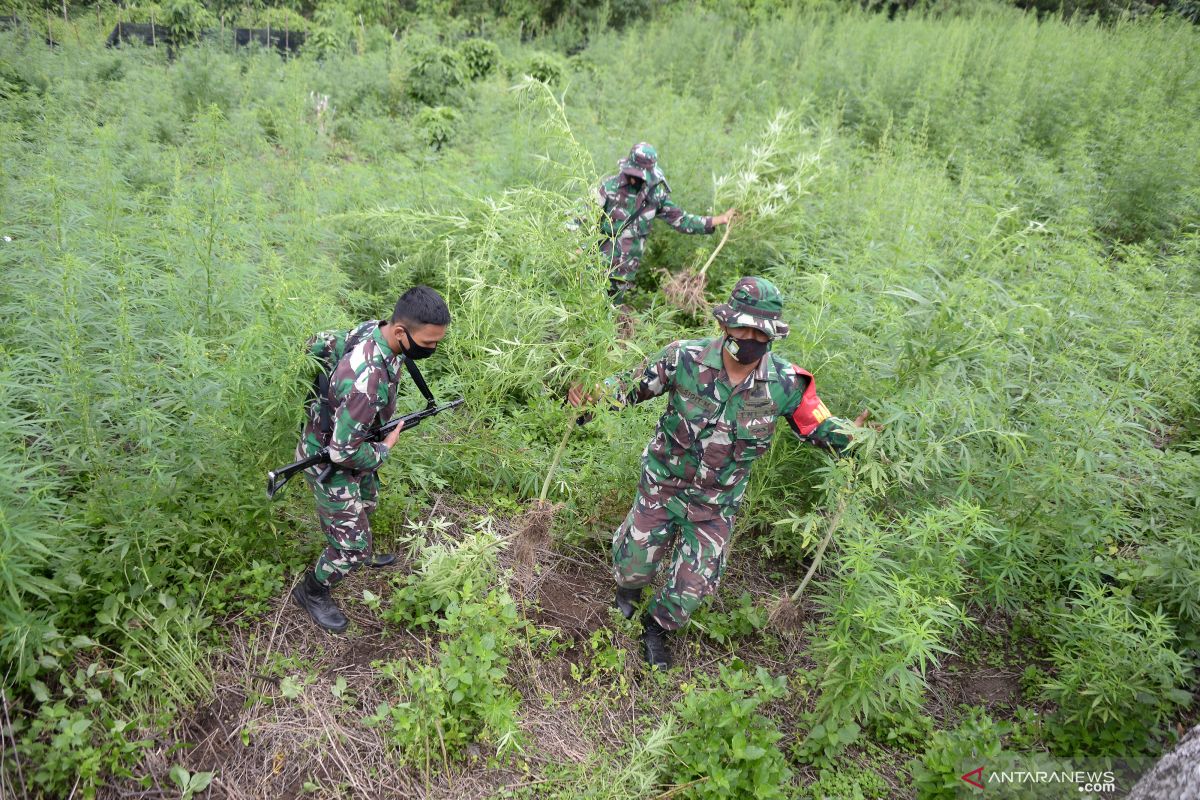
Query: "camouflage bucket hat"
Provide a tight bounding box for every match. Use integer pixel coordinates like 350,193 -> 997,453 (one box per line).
713,276 -> 791,340
619,142 -> 665,185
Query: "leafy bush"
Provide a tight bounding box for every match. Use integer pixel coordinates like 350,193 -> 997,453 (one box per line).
668,663 -> 792,799
909,708 -> 1009,800
368,589 -> 522,767
690,591 -> 768,646
804,765 -> 889,800
161,0 -> 214,43
867,709 -> 935,754
414,105 -> 460,149
457,37 -> 501,80
523,51 -> 565,85
792,715 -> 861,770
370,527 -> 523,766
1038,583 -> 1192,754
309,1 -> 356,57
909,708 -> 1075,800
401,35 -> 466,107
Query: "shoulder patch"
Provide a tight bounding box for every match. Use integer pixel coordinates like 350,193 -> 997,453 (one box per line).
787,365 -> 828,437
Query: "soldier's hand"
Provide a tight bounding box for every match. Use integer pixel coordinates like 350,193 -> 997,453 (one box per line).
714,208 -> 738,226
383,420 -> 405,449
568,383 -> 596,407
853,409 -> 881,431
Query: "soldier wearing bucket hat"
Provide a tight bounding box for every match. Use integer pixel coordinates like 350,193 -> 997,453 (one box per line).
569,276 -> 868,669
592,142 -> 735,302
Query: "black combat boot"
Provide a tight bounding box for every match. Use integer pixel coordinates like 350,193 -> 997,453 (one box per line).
641,613 -> 673,670
614,585 -> 644,620
291,572 -> 348,634
367,552 -> 396,568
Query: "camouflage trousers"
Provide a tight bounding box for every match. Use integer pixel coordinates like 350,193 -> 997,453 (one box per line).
305,468 -> 378,587
611,485 -> 731,631
603,251 -> 640,303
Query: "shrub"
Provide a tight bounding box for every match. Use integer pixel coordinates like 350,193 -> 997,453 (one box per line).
689,591 -> 768,646
161,0 -> 213,44
668,663 -> 792,799
413,105 -> 460,149
309,2 -> 356,57
368,589 -> 522,768
457,37 -> 501,80
792,715 -> 862,771
909,708 -> 1009,800
1038,583 -> 1192,754
402,36 -> 466,107
371,527 -> 524,766
804,766 -> 889,800
523,51 -> 565,85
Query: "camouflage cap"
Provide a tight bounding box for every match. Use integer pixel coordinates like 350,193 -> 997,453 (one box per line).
619,142 -> 665,185
712,276 -> 790,339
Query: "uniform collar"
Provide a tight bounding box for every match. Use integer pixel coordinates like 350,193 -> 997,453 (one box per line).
699,336 -> 774,387
372,321 -> 401,361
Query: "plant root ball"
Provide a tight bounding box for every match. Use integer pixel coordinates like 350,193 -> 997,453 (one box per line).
662,269 -> 710,317
513,500 -> 558,586
767,595 -> 805,634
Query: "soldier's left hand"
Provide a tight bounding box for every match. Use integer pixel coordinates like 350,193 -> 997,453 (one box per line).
715,208 -> 738,226
568,383 -> 596,407
383,420 -> 405,448
853,409 -> 882,430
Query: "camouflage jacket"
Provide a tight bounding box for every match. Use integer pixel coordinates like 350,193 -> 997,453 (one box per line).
595,174 -> 713,272
296,320 -> 403,473
603,337 -> 850,518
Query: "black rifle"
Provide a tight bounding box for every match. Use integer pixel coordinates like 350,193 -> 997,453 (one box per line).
266,397 -> 464,499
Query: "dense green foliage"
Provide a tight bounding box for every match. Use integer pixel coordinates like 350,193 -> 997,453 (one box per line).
373,526 -> 524,769
667,664 -> 792,798
1,0 -> 1198,795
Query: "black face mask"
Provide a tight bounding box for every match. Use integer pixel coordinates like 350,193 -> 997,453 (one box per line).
724,334 -> 769,365
627,176 -> 645,191
399,328 -> 437,360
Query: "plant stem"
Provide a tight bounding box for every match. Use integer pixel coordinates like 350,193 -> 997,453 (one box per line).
697,217 -> 734,280
789,493 -> 848,603
538,415 -> 576,503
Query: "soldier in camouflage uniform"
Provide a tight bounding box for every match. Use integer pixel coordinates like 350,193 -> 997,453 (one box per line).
570,277 -> 864,668
291,286 -> 450,634
594,142 -> 736,301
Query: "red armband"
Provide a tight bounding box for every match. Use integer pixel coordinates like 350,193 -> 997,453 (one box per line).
789,368 -> 834,437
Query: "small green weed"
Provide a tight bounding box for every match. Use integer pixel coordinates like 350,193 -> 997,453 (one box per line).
667,662 -> 792,799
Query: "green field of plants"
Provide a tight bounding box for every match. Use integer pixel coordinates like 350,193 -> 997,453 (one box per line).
2,1 -> 1199,797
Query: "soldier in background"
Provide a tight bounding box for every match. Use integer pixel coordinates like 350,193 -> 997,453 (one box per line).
570,277 -> 867,668
593,142 -> 735,302
291,286 -> 450,633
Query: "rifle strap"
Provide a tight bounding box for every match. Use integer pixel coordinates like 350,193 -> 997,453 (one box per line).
402,355 -> 436,405
316,371 -> 333,439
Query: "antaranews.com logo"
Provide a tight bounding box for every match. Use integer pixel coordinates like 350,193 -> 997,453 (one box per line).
954,755 -> 1155,798
961,766 -> 1117,794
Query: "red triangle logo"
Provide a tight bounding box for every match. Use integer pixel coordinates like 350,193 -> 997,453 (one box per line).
961,766 -> 985,790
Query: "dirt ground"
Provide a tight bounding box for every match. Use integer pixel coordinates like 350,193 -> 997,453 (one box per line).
101,501 -> 1072,800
